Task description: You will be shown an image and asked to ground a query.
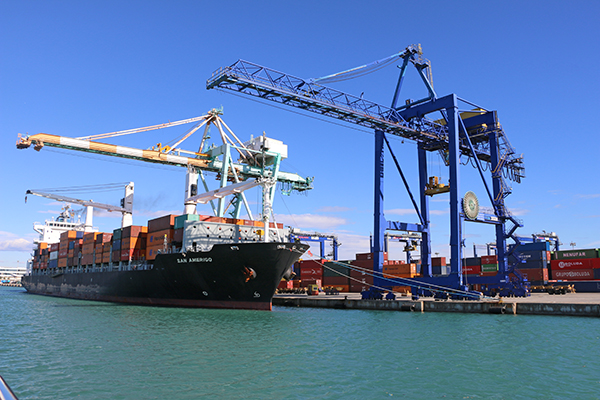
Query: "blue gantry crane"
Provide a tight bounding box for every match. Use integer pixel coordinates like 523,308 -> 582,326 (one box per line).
207,44 -> 528,297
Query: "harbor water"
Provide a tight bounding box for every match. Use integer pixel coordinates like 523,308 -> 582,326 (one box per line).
1,286 -> 599,399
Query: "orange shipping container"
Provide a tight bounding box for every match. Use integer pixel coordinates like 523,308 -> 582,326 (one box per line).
59,230 -> 79,241
122,234 -> 147,250
147,229 -> 174,246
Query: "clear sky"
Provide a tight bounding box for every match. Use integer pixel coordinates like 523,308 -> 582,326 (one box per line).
1,0 -> 599,268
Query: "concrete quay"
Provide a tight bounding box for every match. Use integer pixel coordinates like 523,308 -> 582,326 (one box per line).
273,292 -> 600,317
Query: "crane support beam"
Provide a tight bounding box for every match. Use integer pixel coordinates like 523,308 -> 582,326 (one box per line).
26,190 -> 129,213
207,60 -> 524,183
16,133 -> 312,190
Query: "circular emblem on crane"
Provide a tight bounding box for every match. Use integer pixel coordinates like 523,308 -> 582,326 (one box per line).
462,191 -> 479,220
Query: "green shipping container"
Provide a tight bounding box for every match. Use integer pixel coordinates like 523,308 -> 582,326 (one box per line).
175,214 -> 200,230
481,263 -> 499,272
323,261 -> 351,277
113,228 -> 122,241
554,249 -> 599,260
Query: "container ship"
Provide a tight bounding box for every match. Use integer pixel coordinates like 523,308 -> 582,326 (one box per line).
18,110 -> 313,310
24,213 -> 308,310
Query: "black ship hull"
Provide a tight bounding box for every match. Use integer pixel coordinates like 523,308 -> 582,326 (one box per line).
22,242 -> 308,310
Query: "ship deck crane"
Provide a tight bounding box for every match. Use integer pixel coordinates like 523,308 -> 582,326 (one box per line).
26,182 -> 134,230
206,45 -> 529,297
17,109 -> 313,242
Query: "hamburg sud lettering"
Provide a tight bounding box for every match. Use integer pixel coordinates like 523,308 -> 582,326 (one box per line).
176,257 -> 213,263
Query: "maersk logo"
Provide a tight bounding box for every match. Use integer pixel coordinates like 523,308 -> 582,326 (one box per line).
558,260 -> 583,269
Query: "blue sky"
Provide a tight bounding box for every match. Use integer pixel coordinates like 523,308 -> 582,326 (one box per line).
1,0 -> 599,268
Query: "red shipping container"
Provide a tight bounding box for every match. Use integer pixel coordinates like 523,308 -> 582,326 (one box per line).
552,269 -> 595,281
550,258 -> 600,271
122,225 -> 148,238
278,280 -> 294,289
431,257 -> 446,267
512,268 -> 549,282
95,233 -> 113,244
50,243 -> 60,252
461,265 -> 481,275
322,276 -> 350,286
300,266 -> 323,279
300,278 -> 322,288
148,215 -> 176,232
481,255 -> 498,264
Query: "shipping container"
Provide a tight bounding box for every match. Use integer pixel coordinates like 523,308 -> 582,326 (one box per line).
322,276 -> 350,286
481,264 -> 499,272
518,260 -> 547,270
512,268 -> 548,283
49,251 -> 58,260
83,232 -> 101,244
113,228 -> 122,241
120,248 -> 145,262
57,258 -> 67,268
95,233 -> 113,244
432,265 -> 449,275
277,280 -> 294,290
122,235 -> 147,250
323,261 -> 351,277
550,258 -> 600,271
552,269 -> 595,281
554,249 -> 599,260
148,215 -> 177,232
431,257 -> 446,267
481,255 -> 498,264
174,214 -> 200,230
463,257 -> 481,267
517,250 -> 547,262
59,230 -> 80,242
173,228 -> 183,243
148,229 -> 175,245
82,243 -> 95,255
50,243 -> 60,252
300,278 -> 322,288
122,225 -> 148,238
461,265 -> 481,275
48,259 -> 58,269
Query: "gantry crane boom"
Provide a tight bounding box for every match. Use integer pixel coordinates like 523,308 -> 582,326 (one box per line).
26,182 -> 134,229
206,51 -> 524,183
16,110 -> 312,191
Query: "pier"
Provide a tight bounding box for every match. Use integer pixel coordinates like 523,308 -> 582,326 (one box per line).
273,292 -> 600,317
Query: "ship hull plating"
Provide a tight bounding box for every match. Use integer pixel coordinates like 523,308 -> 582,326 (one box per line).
22,242 -> 307,311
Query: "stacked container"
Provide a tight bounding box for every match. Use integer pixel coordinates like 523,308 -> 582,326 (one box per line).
95,233 -> 113,264
297,259 -> 324,288
322,261 -> 350,292
82,232 -> 101,265
146,215 -> 176,261
550,248 -> 600,281
112,228 -> 122,263
174,214 -> 200,245
121,225 -> 148,262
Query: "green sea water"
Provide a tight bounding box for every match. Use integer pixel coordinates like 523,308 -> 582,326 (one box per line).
1,286 -> 599,399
